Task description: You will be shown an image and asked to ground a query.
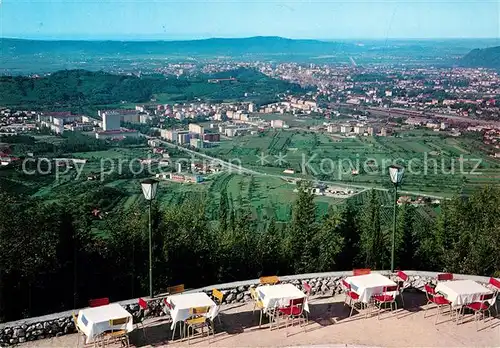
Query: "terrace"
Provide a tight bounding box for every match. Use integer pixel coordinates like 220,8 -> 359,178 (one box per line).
3,271 -> 499,348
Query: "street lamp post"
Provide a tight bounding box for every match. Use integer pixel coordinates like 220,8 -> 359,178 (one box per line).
388,165 -> 404,273
141,178 -> 159,298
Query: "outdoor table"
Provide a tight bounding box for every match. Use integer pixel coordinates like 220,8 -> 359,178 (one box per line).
77,303 -> 133,343
166,292 -> 217,331
256,283 -> 309,312
435,279 -> 493,307
345,273 -> 397,304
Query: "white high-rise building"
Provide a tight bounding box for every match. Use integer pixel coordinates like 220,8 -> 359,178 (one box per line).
102,112 -> 121,131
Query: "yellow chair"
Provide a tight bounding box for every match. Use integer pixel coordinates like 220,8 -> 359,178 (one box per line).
72,313 -> 88,347
185,306 -> 212,345
259,275 -> 279,285
104,317 -> 130,347
250,287 -> 266,328
168,284 -> 185,295
212,288 -> 224,325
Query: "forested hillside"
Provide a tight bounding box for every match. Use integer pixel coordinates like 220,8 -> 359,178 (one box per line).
0,182 -> 499,322
0,68 -> 305,109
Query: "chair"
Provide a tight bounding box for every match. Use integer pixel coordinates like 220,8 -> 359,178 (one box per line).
277,298 -> 307,336
260,275 -> 279,285
88,297 -> 109,307
168,284 -> 185,295
372,285 -> 398,319
353,268 -> 371,276
104,317 -> 130,347
437,273 -> 453,282
72,313 -> 88,347
249,287 -> 266,328
341,279 -> 361,317
302,282 -> 312,323
463,293 -> 495,331
396,270 -> 409,307
163,299 -> 182,340
212,288 -> 224,325
133,298 -> 148,340
424,284 -> 451,324
185,306 -> 212,345
488,277 -> 500,316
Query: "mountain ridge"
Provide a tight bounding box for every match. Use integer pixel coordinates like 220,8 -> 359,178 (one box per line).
461,46 -> 500,68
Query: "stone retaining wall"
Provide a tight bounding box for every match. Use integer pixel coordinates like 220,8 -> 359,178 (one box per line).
0,270 -> 492,346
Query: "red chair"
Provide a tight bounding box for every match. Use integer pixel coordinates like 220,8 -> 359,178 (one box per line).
463,293 -> 495,331
302,282 -> 312,322
396,270 -> 409,307
353,268 -> 371,276
341,279 -> 361,317
424,284 -> 451,324
437,273 -> 453,282
89,297 -> 109,307
135,298 -> 149,339
372,285 -> 398,319
489,277 -> 500,315
277,298 -> 307,336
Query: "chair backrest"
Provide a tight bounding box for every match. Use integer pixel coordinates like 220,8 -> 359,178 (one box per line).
89,297 -> 109,307
168,284 -> 185,295
72,313 -> 81,333
353,268 -> 371,276
164,298 -> 174,310
437,273 -> 453,281
212,288 -> 224,304
249,287 -> 260,301
287,297 -> 305,315
189,306 -> 210,315
109,317 -> 130,326
424,284 -> 435,295
397,270 -> 409,282
480,293 -> 494,301
341,279 -> 351,290
138,298 -> 148,310
489,277 -> 500,289
384,285 -> 398,293
303,282 -> 312,296
260,275 -> 279,285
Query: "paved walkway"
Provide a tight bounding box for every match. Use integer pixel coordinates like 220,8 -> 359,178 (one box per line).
19,293 -> 500,347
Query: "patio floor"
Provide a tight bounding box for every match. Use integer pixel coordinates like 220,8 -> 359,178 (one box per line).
19,292 -> 500,347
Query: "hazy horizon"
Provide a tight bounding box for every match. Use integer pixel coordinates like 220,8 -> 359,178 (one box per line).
1,0 -> 499,41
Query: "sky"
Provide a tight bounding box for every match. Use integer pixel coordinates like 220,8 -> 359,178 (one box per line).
0,0 -> 499,40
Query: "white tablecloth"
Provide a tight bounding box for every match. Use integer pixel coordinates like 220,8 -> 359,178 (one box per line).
77,303 -> 133,343
345,273 -> 397,304
256,283 -> 309,312
166,292 -> 217,330
435,280 -> 492,307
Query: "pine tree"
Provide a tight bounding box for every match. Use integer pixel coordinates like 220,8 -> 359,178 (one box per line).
289,181 -> 318,273
360,190 -> 385,269
218,188 -> 229,232
316,206 -> 344,271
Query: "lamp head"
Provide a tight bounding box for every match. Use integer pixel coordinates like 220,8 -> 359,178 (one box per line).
388,165 -> 404,185
141,178 -> 159,200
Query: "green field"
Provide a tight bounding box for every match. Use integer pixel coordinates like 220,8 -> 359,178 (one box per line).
203,129 -> 500,196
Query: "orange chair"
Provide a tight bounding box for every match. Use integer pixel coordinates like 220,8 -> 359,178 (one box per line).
259,275 -> 279,285
168,284 -> 185,294
185,306 -> 213,344
212,288 -> 224,325
353,269 -> 371,276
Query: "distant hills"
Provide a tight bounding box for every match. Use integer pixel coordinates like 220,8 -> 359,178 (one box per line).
1,36 -> 497,74
461,46 -> 500,69
1,36 -> 354,57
